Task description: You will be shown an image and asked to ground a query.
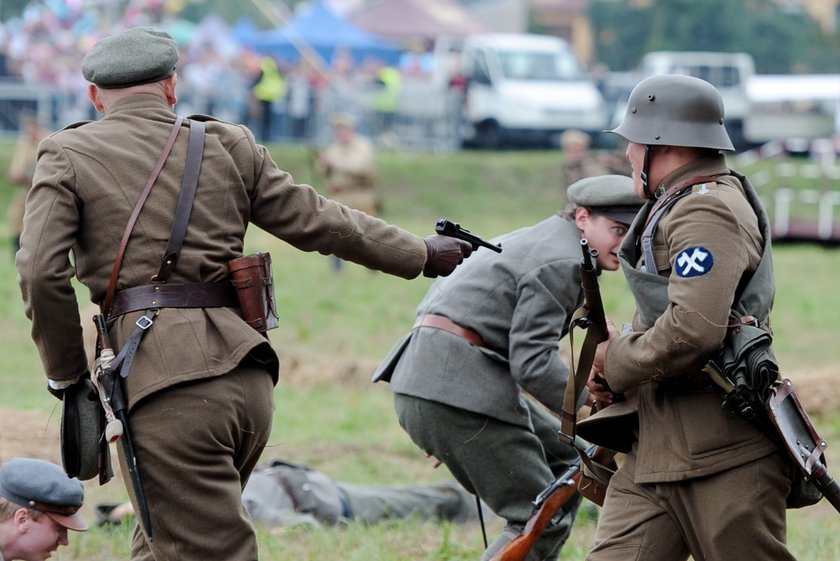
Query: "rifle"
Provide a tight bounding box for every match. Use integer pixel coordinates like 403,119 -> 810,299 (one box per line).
92,314 -> 154,541
435,218 -> 502,253
489,439 -> 615,561
572,238 -> 609,376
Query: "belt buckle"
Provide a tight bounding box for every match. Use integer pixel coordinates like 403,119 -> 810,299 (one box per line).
135,311 -> 157,330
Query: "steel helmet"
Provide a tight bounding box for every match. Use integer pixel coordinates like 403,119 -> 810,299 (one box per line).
609,74 -> 734,151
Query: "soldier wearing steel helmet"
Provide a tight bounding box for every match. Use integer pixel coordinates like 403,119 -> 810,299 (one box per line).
580,74 -> 796,561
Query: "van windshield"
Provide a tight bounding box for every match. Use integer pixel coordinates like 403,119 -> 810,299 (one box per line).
497,49 -> 581,81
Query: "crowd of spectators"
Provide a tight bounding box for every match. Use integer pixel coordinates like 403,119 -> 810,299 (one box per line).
0,0 -> 420,143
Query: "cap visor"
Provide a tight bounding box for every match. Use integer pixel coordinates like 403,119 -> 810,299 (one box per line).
46,511 -> 88,531
601,211 -> 639,226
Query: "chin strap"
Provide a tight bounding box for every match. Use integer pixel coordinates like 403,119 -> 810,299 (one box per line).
641,145 -> 655,200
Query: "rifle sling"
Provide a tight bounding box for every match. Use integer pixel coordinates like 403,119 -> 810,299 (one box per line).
153,119 -> 206,283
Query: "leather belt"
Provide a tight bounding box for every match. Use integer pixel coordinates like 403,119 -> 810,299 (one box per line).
414,313 -> 485,347
109,282 -> 239,318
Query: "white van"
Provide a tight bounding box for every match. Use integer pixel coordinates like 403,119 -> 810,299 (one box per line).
454,33 -> 609,149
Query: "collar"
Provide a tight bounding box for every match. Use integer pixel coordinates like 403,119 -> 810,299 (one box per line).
104,94 -> 175,119
652,153 -> 729,199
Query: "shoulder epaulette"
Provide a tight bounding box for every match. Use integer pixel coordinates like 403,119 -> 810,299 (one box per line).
59,120 -> 94,131
186,113 -> 220,123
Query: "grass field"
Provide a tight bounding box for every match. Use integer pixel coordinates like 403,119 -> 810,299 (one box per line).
0,142 -> 837,560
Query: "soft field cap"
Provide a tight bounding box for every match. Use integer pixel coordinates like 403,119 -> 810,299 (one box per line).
82,26 -> 178,89
0,457 -> 88,531
567,175 -> 642,226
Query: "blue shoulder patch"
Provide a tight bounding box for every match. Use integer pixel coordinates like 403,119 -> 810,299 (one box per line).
675,246 -> 714,278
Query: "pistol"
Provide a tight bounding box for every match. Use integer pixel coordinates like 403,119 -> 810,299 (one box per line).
435,219 -> 502,253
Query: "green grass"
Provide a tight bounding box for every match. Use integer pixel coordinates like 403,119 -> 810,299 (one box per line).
0,143 -> 837,560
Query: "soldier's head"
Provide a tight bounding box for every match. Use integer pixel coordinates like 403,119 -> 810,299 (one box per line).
0,458 -> 87,560
330,113 -> 359,143
565,175 -> 641,271
608,74 -> 733,199
82,27 -> 180,113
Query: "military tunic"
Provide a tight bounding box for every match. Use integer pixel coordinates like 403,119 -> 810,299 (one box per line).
16,94 -> 427,561
587,155 -> 795,561
376,215 -> 586,560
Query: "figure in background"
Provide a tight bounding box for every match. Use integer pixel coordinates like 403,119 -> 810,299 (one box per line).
5,112 -> 45,255
286,61 -> 314,141
250,55 -> 286,142
559,129 -> 633,202
558,129 -> 609,199
96,459 -> 489,529
316,112 -> 378,272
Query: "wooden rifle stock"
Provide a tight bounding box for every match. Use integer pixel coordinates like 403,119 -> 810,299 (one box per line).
489,445 -> 614,561
489,467 -> 582,561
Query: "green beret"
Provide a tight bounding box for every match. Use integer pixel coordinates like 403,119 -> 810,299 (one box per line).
567,174 -> 642,225
0,457 -> 88,531
82,27 -> 178,89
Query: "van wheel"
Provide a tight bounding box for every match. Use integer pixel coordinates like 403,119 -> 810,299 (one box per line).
476,121 -> 503,150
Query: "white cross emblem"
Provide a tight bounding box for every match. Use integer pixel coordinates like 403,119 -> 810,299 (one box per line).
676,247 -> 713,277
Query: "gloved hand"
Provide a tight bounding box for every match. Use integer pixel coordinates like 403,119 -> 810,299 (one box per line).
423,235 -> 473,278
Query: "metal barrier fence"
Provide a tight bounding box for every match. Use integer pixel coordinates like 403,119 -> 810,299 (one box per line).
0,79 -> 464,154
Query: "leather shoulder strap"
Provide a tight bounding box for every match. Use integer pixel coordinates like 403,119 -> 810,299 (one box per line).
102,117 -> 184,317
152,119 -> 206,283
641,175 -> 718,273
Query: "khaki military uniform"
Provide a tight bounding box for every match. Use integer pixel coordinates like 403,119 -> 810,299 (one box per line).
16,95 -> 427,561
586,155 -> 796,561
319,134 -> 378,215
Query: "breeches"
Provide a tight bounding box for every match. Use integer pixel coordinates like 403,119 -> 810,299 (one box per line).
394,393 -> 581,561
121,362 -> 274,561
586,450 -> 797,561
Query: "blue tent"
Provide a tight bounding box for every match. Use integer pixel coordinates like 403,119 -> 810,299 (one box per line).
245,2 -> 401,66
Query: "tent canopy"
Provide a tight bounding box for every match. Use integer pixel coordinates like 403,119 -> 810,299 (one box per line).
246,1 -> 401,67
351,0 -> 486,41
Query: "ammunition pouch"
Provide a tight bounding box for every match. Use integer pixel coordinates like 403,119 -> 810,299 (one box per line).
578,457 -> 617,507
228,252 -> 279,332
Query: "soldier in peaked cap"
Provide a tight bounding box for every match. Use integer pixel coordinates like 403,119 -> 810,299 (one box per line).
16,26 -> 472,561
373,175 -> 642,561
580,75 -> 795,561
0,458 -> 87,561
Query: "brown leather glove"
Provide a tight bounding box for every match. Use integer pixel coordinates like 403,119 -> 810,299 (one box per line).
423,235 -> 473,278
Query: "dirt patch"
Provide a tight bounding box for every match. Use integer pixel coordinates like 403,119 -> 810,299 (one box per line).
0,406 -> 62,464
0,363 -> 836,466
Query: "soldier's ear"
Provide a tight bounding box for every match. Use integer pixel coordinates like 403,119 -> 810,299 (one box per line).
164,74 -> 178,106
574,206 -> 591,230
87,84 -> 105,113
